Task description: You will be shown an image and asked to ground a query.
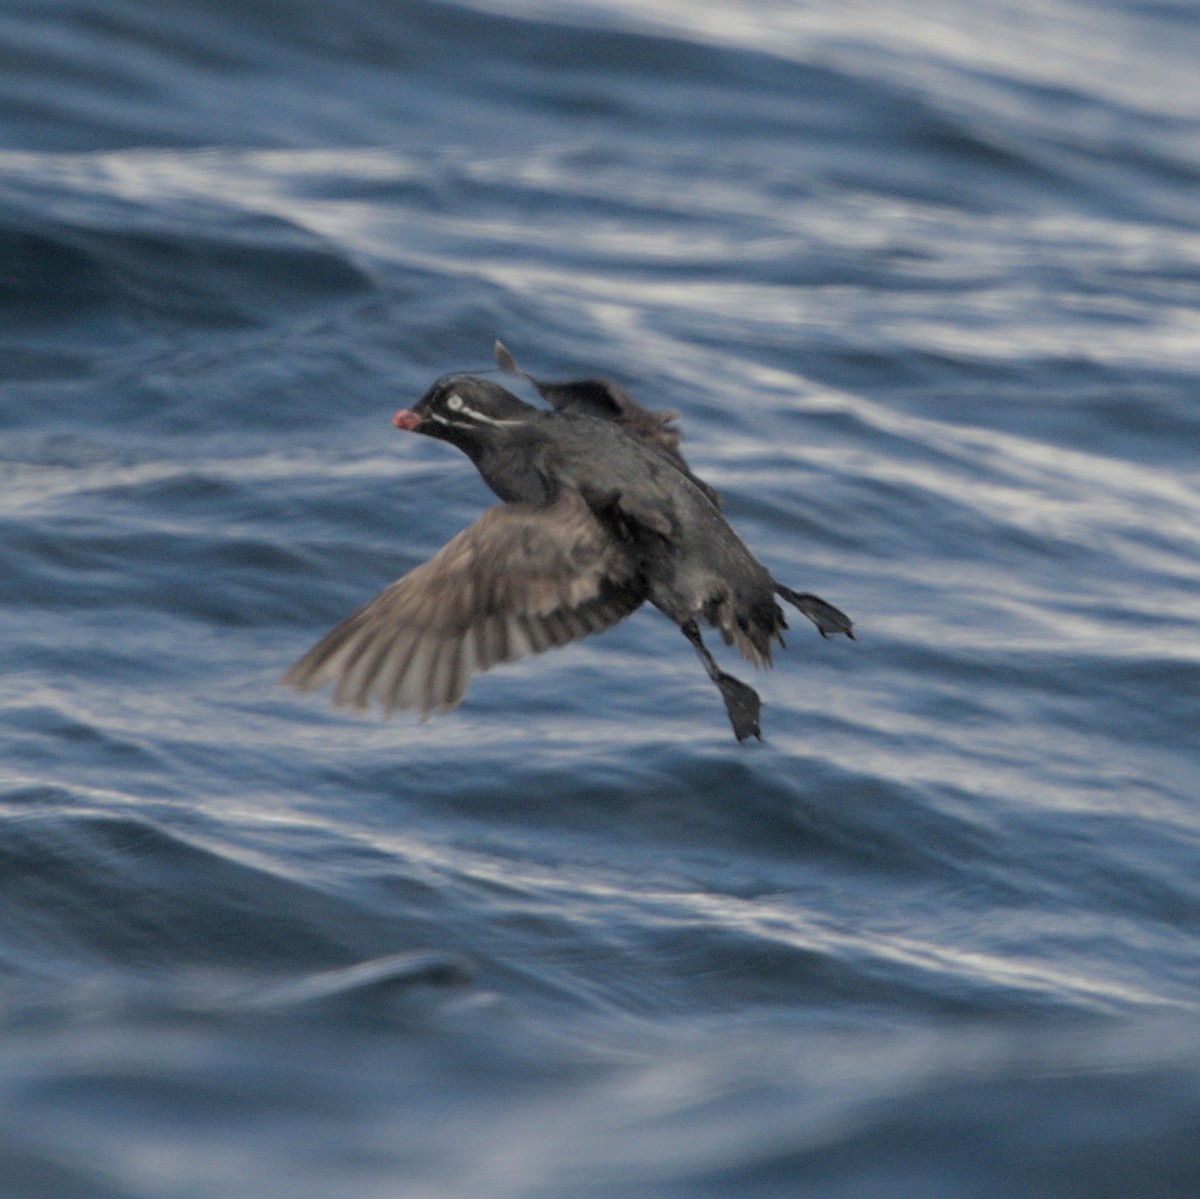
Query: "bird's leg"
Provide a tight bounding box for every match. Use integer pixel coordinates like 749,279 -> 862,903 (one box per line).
680,620 -> 762,742
774,584 -> 855,639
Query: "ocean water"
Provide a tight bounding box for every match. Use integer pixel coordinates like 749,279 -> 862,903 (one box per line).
2,0 -> 1199,1194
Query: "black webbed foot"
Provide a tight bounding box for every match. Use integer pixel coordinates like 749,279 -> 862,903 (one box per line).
774,584 -> 855,639
714,670 -> 762,742
681,618 -> 763,742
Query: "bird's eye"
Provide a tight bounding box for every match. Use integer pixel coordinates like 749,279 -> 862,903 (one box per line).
445,393 -> 464,412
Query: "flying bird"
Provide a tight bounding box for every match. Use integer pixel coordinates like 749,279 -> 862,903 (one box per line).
283,343 -> 854,740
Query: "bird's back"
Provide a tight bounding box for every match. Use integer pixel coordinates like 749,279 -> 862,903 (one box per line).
528,412 -> 784,664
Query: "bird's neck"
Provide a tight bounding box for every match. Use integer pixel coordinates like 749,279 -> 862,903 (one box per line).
462,429 -> 554,506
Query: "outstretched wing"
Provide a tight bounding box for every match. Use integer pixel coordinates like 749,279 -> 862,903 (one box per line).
283,493 -> 645,717
495,340 -> 722,508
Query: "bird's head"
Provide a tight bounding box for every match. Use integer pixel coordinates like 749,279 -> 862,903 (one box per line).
393,375 -> 538,449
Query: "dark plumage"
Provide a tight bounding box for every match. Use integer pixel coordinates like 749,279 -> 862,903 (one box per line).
283,345 -> 854,740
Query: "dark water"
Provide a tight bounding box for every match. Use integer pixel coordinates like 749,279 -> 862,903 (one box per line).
3,0 -> 1200,1194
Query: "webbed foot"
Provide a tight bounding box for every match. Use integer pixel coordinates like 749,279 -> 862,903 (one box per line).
681,618 -> 764,742
775,585 -> 855,639
715,671 -> 762,742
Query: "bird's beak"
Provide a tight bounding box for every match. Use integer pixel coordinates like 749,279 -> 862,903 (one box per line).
392,409 -> 423,431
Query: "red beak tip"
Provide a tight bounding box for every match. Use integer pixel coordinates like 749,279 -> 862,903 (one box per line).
392,409 -> 421,431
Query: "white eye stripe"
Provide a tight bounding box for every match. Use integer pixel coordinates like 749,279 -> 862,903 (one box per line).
441,393 -> 523,427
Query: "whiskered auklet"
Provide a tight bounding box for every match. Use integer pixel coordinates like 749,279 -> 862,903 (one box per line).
283,343 -> 854,741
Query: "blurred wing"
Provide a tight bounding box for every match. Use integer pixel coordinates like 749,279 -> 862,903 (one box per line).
283,493 -> 645,717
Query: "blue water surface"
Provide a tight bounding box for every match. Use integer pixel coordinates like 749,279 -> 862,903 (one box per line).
2,0 -> 1199,1195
